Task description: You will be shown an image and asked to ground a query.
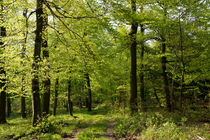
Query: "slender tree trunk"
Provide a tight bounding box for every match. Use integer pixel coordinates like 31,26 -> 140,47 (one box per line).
179,16 -> 185,109
42,11 -> 51,116
0,0 -> 7,123
32,0 -> 43,126
129,0 -> 138,114
161,41 -> 172,112
85,73 -> 92,111
67,77 -> 73,116
21,9 -> 28,119
171,73 -> 176,110
139,24 -> 146,111
171,60 -> 177,111
21,94 -> 26,118
53,78 -> 59,116
7,95 -> 11,117
161,8 -> 171,112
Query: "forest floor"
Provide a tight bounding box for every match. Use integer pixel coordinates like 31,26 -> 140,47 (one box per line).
0,108 -> 209,140
0,109 -> 118,140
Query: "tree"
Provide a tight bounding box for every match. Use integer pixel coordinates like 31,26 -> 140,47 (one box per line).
21,8 -> 29,119
53,77 -> 59,116
0,0 -> 7,124
129,0 -> 138,114
32,0 -> 43,126
139,23 -> 146,111
67,76 -> 73,116
85,73 -> 92,111
42,8 -> 51,116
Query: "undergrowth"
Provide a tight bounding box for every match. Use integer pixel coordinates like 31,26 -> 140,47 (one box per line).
113,110 -> 210,140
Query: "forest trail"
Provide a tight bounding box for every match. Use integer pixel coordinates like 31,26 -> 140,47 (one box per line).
96,115 -> 116,140
62,113 -> 117,140
62,118 -> 98,140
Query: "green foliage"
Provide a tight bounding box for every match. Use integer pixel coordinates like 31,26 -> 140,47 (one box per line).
30,116 -> 61,135
140,121 -> 210,140
114,112 -> 165,137
114,111 -> 210,139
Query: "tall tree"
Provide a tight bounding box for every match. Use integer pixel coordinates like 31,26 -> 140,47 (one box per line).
42,9 -> 51,116
0,0 -> 7,124
139,23 -> 146,111
32,0 -> 43,126
160,6 -> 171,112
129,0 -> 138,114
178,13 -> 185,109
21,9 -> 29,119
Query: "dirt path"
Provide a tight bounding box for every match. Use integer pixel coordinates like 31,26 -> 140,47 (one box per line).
62,114 -> 117,140
99,116 -> 116,140
62,119 -> 98,140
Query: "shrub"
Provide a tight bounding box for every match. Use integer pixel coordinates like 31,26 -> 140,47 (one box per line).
30,116 -> 61,135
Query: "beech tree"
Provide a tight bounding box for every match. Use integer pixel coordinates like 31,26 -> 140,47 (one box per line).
129,0 -> 138,114
32,0 -> 43,126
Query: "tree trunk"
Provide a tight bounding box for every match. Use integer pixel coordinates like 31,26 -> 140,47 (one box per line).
67,77 -> 73,116
42,12 -> 51,116
139,24 -> 146,111
171,73 -> 176,110
129,0 -> 138,114
161,41 -> 172,112
179,16 -> 185,109
0,0 -> 7,123
21,95 -> 26,118
53,78 -> 59,116
21,9 -> 28,119
7,95 -> 11,117
161,8 -> 171,112
85,73 -> 92,111
32,0 -> 43,126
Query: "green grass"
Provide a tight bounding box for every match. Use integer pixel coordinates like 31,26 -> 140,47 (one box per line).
0,115 -> 31,139
77,117 -> 109,140
113,110 -> 210,140
1,108 -> 209,140
0,108 -> 111,140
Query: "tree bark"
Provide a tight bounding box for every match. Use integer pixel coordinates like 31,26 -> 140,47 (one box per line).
32,0 -> 43,126
85,73 -> 92,111
53,78 -> 59,116
0,0 -> 7,123
129,0 -> 138,114
42,11 -> 51,116
67,77 -> 73,116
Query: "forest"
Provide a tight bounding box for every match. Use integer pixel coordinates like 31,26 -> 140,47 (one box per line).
0,0 -> 209,139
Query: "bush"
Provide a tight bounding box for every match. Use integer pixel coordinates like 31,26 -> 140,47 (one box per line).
30,116 -> 61,135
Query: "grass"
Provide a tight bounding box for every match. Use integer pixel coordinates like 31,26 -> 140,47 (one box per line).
0,114 -> 31,139
112,110 -> 210,140
0,108 -> 209,140
0,108 -> 111,140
